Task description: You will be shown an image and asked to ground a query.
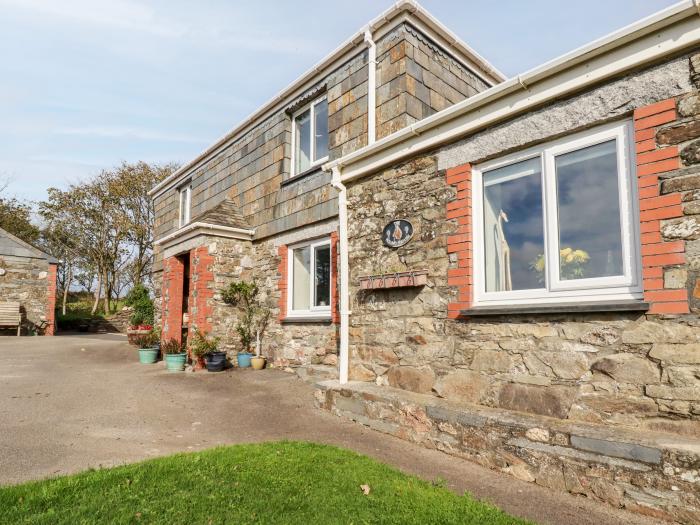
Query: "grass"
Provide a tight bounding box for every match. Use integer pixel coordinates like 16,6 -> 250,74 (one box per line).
0,442 -> 531,525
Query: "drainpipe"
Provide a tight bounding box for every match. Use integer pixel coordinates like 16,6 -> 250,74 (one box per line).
364,27 -> 377,146
331,166 -> 350,384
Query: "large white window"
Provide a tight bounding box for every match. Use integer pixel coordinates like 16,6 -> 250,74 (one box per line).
472,121 -> 641,306
179,183 -> 192,228
288,238 -> 332,318
291,96 -> 329,177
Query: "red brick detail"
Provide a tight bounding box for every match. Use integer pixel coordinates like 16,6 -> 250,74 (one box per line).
446,163 -> 472,319
188,246 -> 215,340
161,256 -> 185,343
278,245 -> 288,322
330,232 -> 340,324
634,98 -> 689,315
45,263 -> 57,335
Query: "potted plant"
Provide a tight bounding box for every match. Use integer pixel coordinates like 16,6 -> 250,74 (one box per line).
221,280 -> 270,369
135,331 -> 159,364
161,338 -> 186,372
190,329 -> 225,372
125,284 -> 155,345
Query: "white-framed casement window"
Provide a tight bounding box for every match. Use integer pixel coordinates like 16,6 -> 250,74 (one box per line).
287,237 -> 332,318
471,120 -> 642,306
291,96 -> 329,178
178,183 -> 192,228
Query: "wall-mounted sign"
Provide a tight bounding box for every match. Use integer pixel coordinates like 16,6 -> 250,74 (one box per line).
382,219 -> 414,248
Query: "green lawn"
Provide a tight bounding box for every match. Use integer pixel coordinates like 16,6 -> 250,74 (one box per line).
0,442 -> 531,525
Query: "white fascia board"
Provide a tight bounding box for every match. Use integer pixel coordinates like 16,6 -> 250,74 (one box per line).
325,1 -> 700,183
154,222 -> 254,249
148,0 -> 505,200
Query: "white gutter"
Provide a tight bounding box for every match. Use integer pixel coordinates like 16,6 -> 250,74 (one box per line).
331,167 -> 350,384
365,28 -> 377,146
149,0 -> 505,200
324,0 -> 700,182
153,222 -> 255,247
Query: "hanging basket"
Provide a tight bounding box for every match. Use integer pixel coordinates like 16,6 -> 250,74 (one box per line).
358,270 -> 428,290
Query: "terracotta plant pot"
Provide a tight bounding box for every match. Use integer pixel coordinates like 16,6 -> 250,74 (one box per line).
194,356 -> 206,371
251,356 -> 266,370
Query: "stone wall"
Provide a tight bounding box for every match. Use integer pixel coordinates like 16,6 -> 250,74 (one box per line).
376,23 -> 489,139
345,52 -> 700,439
0,255 -> 54,335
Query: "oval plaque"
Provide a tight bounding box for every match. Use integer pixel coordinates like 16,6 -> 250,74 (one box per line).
382,219 -> 413,248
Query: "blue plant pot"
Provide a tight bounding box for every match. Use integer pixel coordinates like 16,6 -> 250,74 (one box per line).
139,348 -> 158,364
237,352 -> 253,368
165,352 -> 187,372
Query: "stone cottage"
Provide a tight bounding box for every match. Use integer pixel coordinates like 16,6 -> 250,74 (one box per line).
152,1 -> 700,521
0,227 -> 57,335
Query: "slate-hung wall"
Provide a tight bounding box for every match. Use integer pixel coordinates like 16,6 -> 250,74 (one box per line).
345,52 -> 700,438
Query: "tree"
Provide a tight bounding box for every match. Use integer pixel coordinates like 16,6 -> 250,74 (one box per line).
0,196 -> 40,244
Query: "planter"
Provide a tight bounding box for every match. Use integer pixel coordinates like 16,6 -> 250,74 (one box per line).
358,270 -> 428,290
194,355 -> 206,371
164,352 -> 187,372
251,356 -> 266,370
237,352 -> 253,368
205,351 -> 227,372
138,348 -> 159,364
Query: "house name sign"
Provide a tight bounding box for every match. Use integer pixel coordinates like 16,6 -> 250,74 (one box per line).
382,219 -> 414,248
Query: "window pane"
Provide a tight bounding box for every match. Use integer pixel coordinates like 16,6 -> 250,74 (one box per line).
314,99 -> 328,161
292,247 -> 310,311
295,109 -> 311,174
483,158 -> 545,292
555,140 -> 623,281
314,245 -> 331,307
180,187 -> 189,225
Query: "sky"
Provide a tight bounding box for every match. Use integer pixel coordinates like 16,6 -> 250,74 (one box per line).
0,0 -> 679,204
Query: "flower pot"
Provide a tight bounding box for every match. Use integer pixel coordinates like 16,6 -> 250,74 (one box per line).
205,351 -> 227,372
251,356 -> 266,370
138,348 -> 159,364
194,355 -> 206,371
237,352 -> 253,368
165,352 -> 187,372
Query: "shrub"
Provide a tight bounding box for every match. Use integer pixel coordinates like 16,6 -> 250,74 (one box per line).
126,284 -> 154,326
221,280 -> 270,354
135,331 -> 159,349
189,329 -> 220,357
161,338 -> 185,355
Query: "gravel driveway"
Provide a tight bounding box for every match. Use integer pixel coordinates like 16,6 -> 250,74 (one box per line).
0,334 -> 660,525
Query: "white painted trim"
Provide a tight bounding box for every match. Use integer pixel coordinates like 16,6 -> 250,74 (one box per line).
148,0 -> 503,199
325,1 -> 700,182
331,167 -> 350,384
286,237 -> 332,318
178,184 -> 192,228
471,121 -> 642,307
365,29 -> 377,146
290,96 -> 330,179
154,222 -> 254,248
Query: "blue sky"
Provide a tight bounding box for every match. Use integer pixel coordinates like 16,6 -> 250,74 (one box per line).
0,0 -> 677,203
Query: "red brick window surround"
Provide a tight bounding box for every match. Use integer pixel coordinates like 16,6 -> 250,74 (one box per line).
45,263 -> 57,335
277,234 -> 339,323
447,106 -> 691,317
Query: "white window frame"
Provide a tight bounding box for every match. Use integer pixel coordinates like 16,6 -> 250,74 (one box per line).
471,120 -> 642,306
290,95 -> 329,178
287,237 -> 332,318
178,183 -> 192,228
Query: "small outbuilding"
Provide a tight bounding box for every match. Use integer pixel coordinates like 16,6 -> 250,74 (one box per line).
0,227 -> 57,335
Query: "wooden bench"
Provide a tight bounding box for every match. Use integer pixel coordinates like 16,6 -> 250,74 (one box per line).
0,302 -> 21,336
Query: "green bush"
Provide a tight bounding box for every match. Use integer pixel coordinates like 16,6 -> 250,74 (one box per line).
125,284 -> 154,326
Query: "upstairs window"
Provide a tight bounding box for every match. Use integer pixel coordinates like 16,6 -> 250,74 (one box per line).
472,121 -> 641,305
292,96 -> 328,177
178,183 -> 192,228
288,238 -> 331,317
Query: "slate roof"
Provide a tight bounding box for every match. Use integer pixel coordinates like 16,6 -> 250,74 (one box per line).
191,198 -> 252,230
0,227 -> 58,263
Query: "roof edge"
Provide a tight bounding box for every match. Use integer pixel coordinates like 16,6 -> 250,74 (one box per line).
0,226 -> 57,264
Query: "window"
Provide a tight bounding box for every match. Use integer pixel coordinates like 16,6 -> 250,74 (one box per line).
291,96 -> 329,177
179,183 -> 192,227
288,238 -> 331,317
472,121 -> 641,305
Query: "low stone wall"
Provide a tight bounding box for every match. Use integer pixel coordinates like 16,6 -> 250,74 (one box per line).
316,380 -> 700,523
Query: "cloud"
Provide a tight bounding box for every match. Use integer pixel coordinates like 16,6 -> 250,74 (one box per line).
54,126 -> 206,144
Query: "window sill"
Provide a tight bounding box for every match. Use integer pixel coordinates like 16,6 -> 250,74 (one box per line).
460,300 -> 649,317
281,166 -> 326,187
281,316 -> 333,324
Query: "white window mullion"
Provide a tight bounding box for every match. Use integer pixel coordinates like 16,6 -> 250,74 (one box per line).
543,149 -> 559,294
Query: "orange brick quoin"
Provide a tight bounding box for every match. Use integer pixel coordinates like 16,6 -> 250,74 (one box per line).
161,256 -> 185,343
634,98 -> 689,315
45,263 -> 57,335
189,246 -> 215,336
445,163 -> 472,319
330,231 -> 340,324
277,245 -> 288,321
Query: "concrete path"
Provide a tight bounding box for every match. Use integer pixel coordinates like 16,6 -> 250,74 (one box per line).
0,335 -> 660,525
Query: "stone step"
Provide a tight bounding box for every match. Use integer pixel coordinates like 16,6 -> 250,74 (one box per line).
296,365 -> 339,384
314,380 -> 700,524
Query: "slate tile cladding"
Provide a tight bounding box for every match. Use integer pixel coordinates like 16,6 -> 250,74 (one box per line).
152,22 -> 491,271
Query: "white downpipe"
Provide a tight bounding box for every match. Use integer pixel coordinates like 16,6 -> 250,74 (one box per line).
365,28 -> 377,146
331,167 -> 351,384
